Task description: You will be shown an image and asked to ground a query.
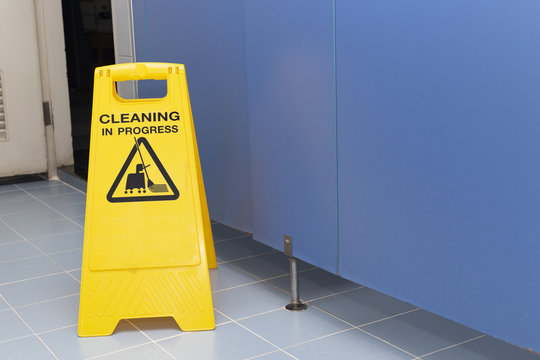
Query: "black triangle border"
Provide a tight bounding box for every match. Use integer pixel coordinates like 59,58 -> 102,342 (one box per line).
106,137 -> 180,203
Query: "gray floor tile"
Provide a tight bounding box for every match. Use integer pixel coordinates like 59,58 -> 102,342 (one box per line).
239,307 -> 351,348
267,268 -> 359,301
40,192 -> 86,208
54,202 -> 86,219
48,248 -> 83,271
0,310 -> 32,342
2,208 -> 64,227
16,180 -> 60,190
209,263 -> 258,292
0,184 -> 18,193
0,335 -> 56,360
24,184 -> 77,199
39,321 -> 148,360
212,223 -> 250,242
0,199 -> 49,216
29,231 -> 84,254
311,287 -> 417,326
69,270 -> 82,282
0,241 -> 41,262
16,219 -> 81,240
287,328 -> 413,360
253,351 -> 296,360
0,297 -> 9,310
158,322 -> 276,360
214,236 -> 274,262
229,252 -> 311,280
0,190 -> 33,204
362,309 -> 483,357
213,282 -> 289,320
0,227 -> 24,245
129,311 -> 230,341
16,294 -> 79,333
0,256 -> 63,285
71,216 -> 85,227
422,335 -> 540,360
0,273 -> 80,307
93,342 -> 174,360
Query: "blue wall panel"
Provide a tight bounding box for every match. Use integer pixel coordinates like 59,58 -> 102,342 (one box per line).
337,0 -> 540,350
244,0 -> 337,271
132,0 -> 253,231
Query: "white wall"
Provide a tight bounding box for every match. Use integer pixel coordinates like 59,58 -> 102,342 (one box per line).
0,0 -> 47,176
41,0 -> 74,166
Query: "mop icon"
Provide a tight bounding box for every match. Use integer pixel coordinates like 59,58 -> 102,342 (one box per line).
125,136 -> 168,194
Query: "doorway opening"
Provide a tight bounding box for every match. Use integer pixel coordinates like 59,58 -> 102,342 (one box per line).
61,0 -> 115,180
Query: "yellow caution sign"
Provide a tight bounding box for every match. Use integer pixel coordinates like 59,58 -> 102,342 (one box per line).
78,63 -> 216,336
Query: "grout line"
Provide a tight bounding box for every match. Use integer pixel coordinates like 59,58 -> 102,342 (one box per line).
37,323 -> 77,335
14,293 -> 79,310
356,327 -> 419,358
0,217 -> 81,284
57,178 -> 87,195
0,254 -> 43,265
282,328 -> 355,352
304,285 -> 364,303
0,294 -> 60,360
415,334 -> 487,359
85,340 -> 155,360
27,229 -> 83,241
148,318 -> 232,343
233,307 -> 283,322
213,309 -> 299,360
0,333 -> 35,345
217,250 -> 277,265
356,308 -> 421,328
126,319 -> 178,360
213,234 -> 253,243
0,271 -> 69,286
47,247 -> 82,256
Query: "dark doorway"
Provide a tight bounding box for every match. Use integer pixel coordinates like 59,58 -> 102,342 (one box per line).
61,0 -> 115,179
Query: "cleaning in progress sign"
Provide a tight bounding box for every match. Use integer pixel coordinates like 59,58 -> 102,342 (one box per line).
79,63 -> 216,337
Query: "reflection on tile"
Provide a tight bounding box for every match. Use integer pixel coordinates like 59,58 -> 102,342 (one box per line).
0,273 -> 80,307
40,321 -> 148,360
209,263 -> 258,292
0,199 -> 49,216
362,309 -> 483,357
16,220 -> 81,240
0,191 -> 33,204
422,335 -> 540,360
54,202 -> 86,219
17,294 -> 79,333
239,307 -> 351,348
48,248 -> 83,271
93,343 -> 173,360
29,231 -> 84,254
229,252 -> 311,280
0,184 -> 18,193
0,310 -> 32,342
214,236 -> 273,262
267,268 -> 359,301
287,328 -> 413,360
0,256 -> 62,285
311,287 -> 416,326
0,335 -> 55,360
16,180 -> 60,190
213,282 -> 289,320
158,322 -> 276,360
0,241 -> 40,262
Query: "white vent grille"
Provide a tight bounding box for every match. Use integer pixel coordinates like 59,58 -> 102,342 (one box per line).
0,71 -> 6,141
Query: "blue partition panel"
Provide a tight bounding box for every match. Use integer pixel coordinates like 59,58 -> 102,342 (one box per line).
132,0 -> 253,231
337,0 -> 540,350
244,0 -> 337,271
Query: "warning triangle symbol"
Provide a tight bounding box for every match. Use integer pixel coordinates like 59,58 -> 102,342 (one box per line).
107,137 -> 179,203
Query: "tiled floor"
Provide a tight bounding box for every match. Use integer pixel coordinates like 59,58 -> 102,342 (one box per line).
0,179 -> 539,360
